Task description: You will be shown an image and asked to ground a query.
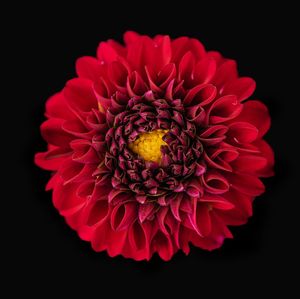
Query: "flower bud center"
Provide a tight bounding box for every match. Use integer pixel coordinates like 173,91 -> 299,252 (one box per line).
128,130 -> 168,163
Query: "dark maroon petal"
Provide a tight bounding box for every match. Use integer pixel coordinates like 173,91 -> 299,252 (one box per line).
195,163 -> 206,176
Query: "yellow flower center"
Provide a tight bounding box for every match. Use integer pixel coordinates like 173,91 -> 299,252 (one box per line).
128,130 -> 168,163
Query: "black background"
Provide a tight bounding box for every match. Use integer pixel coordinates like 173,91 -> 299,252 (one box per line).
7,2 -> 299,296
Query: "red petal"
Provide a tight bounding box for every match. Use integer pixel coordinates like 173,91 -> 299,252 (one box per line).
138,203 -> 156,223
208,95 -> 243,124
154,35 -> 172,71
200,125 -> 228,138
204,151 -> 232,172
195,204 -> 211,237
53,182 -> 86,216
188,198 -> 211,237
76,56 -> 104,81
59,159 -> 95,184
45,92 -> 74,120
64,78 -> 98,113
219,189 -> 253,225
227,172 -> 265,196
202,171 -> 230,194
189,38 -> 206,60
111,202 -> 137,231
71,140 -> 100,164
91,183 -> 113,201
93,77 -> 113,111
146,63 -> 176,92
41,118 -> 73,147
184,83 -> 217,106
35,147 -> 71,171
126,71 -> 148,97
156,207 -> 169,235
86,200 -> 110,226
108,61 -> 128,92
222,77 -> 256,102
97,42 -> 119,63
152,230 -> 174,261
91,220 -> 110,251
107,229 -> 128,257
210,145 -> 239,162
254,140 -> 275,177
212,59 -> 238,88
107,39 -> 126,57
194,57 -> 216,84
107,189 -> 132,204
126,36 -> 155,73
228,122 -> 259,143
171,37 -> 190,63
186,225 -> 223,251
170,194 -> 182,221
200,195 -> 234,210
158,63 -> 177,89
178,51 -> 195,83
207,51 -> 224,66
62,119 -> 93,140
124,31 -> 141,45
46,173 -> 60,190
128,221 -> 151,260
200,125 -> 228,145
234,100 -> 271,138
231,154 -> 267,174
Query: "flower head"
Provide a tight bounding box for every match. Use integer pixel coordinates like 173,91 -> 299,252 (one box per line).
35,31 -> 274,261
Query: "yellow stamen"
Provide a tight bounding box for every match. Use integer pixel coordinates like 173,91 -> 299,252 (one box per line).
128,130 -> 168,164
98,102 -> 104,113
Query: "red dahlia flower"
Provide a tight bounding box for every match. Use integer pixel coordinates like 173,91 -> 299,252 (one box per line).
35,31 -> 274,261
